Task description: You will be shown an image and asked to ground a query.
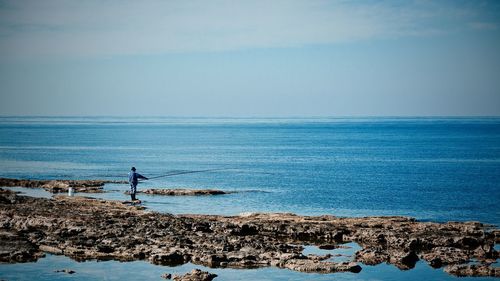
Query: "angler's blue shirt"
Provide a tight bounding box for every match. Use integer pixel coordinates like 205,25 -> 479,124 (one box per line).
128,172 -> 146,186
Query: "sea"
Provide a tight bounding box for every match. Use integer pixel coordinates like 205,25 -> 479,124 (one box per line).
0,116 -> 499,281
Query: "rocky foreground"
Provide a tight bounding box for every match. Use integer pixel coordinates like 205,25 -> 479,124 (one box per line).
0,177 -> 126,193
0,190 -> 498,278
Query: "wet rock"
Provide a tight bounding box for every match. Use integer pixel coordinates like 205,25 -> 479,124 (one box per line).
0,193 -> 498,278
307,254 -> 332,261
445,264 -> 500,277
0,177 -> 125,193
150,250 -> 188,266
172,269 -> 217,281
491,230 -> 500,243
0,188 -> 18,195
355,249 -> 389,265
473,244 -> 498,261
161,273 -> 172,279
39,245 -> 63,255
54,269 -> 76,274
0,229 -> 43,263
318,244 -> 336,250
282,259 -> 362,273
388,250 -> 419,270
230,224 -> 258,236
134,189 -> 228,196
422,247 -> 469,268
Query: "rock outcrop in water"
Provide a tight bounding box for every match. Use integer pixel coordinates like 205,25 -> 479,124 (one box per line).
163,269 -> 217,281
445,264 -> 499,277
0,192 -> 498,277
131,188 -> 228,196
0,177 -> 126,193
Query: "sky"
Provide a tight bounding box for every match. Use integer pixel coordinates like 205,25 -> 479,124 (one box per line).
0,0 -> 499,117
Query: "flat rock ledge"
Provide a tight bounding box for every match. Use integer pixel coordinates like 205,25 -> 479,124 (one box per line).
0,193 -> 498,278
0,177 -> 126,193
130,189 -> 228,196
445,264 -> 500,277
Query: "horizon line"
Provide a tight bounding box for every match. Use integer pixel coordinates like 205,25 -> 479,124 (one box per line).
1,115 -> 500,119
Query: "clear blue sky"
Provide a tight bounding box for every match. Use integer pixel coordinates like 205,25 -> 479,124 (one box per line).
1,0 -> 499,116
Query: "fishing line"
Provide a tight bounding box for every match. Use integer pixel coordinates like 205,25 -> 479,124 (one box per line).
106,168 -> 274,182
139,168 -> 229,181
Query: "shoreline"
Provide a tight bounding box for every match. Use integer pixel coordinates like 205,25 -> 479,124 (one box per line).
0,177 -> 126,193
0,189 -> 498,278
0,177 -> 230,196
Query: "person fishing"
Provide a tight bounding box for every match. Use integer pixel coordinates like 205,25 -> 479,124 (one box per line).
128,167 -> 148,201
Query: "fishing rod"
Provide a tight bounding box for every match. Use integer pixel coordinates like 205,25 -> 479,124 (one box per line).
139,168 -> 228,181
103,168 -> 273,181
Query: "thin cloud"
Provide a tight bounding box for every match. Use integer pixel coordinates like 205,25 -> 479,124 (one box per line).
0,0 -> 496,59
468,22 -> 498,30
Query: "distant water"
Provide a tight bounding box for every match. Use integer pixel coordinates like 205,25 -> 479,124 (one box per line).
0,116 -> 499,225
1,117 -> 500,281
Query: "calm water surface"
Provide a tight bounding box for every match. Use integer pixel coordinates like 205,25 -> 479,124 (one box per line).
0,117 -> 499,280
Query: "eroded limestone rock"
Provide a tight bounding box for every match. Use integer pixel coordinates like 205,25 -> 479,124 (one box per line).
130,189 -> 228,196
0,230 -> 44,263
445,264 -> 500,277
0,177 -> 126,193
172,269 -> 217,281
0,193 -> 497,278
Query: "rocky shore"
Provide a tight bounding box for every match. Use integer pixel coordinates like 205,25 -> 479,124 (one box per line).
0,177 -> 126,193
0,191 -> 498,278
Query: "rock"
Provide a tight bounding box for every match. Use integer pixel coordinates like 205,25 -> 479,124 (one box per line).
0,177 -> 126,193
388,250 -> 419,270
161,273 -> 172,279
307,254 -> 332,261
150,250 -> 188,266
229,224 -> 258,236
0,192 -> 498,278
473,244 -> 498,261
282,259 -> 362,273
172,269 -> 217,281
0,188 -> 18,195
39,245 -> 63,255
42,181 -> 70,193
0,229 -> 43,263
318,244 -> 336,250
131,188 -> 228,196
422,247 -> 469,268
54,269 -> 75,274
445,264 -> 500,277
355,249 -> 389,265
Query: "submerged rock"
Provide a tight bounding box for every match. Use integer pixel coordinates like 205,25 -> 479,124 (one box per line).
161,273 -> 172,279
54,269 -> 76,274
131,188 -> 228,196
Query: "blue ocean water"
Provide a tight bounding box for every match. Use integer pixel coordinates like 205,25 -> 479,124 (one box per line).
1,117 -> 500,280
0,116 -> 499,225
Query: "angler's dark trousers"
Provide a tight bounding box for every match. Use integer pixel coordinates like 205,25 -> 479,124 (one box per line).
130,184 -> 137,200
